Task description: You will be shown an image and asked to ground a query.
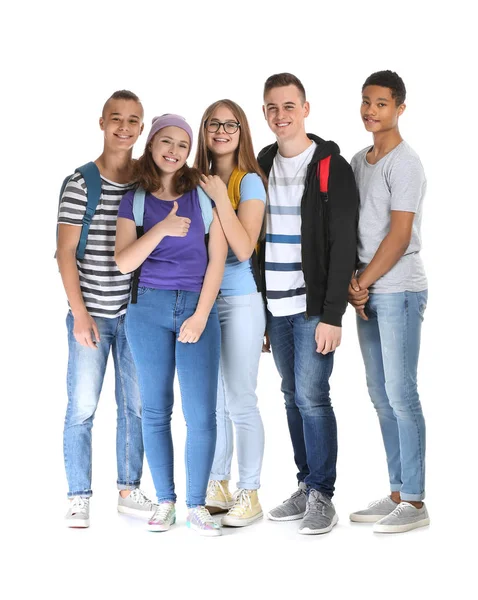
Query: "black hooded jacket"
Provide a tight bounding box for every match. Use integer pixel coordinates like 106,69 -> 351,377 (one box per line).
258,134 -> 358,327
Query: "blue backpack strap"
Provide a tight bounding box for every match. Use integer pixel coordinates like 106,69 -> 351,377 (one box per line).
133,187 -> 146,227
196,186 -> 213,234
131,187 -> 146,305
76,162 -> 102,259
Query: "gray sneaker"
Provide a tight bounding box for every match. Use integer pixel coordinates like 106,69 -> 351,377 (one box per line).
374,502 -> 430,533
298,489 -> 338,535
117,488 -> 157,518
65,496 -> 90,528
350,496 -> 399,523
267,482 -> 308,521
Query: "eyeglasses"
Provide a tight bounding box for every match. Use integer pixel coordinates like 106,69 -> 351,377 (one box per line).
205,120 -> 241,134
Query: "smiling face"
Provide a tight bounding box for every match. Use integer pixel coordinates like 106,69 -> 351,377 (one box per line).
150,126 -> 190,174
205,104 -> 241,158
361,85 -> 405,134
263,85 -> 309,142
100,98 -> 144,150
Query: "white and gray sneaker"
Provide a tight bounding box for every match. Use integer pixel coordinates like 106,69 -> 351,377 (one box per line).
373,502 -> 430,533
349,496 -> 399,523
117,488 -> 157,518
267,482 -> 308,521
298,489 -> 338,535
65,496 -> 90,528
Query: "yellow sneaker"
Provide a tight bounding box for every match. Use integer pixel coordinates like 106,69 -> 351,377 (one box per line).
221,489 -> 263,527
206,480 -> 234,513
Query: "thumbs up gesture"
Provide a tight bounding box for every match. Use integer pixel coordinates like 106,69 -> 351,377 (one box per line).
160,201 -> 191,237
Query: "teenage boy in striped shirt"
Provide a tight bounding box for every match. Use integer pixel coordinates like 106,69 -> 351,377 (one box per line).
57,91 -> 155,528
258,73 -> 358,534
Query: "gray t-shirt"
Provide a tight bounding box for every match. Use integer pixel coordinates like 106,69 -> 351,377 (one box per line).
351,141 -> 427,293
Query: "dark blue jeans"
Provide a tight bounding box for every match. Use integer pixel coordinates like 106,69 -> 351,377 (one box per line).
125,288 -> 220,507
267,311 -> 337,497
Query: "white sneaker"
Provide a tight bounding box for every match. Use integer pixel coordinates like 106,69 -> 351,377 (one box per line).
65,496 -> 90,528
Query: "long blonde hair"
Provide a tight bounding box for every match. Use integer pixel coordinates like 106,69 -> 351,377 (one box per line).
194,99 -> 267,190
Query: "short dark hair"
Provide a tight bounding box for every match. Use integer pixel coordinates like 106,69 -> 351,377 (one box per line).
264,73 -> 306,103
362,71 -> 406,106
102,90 -> 142,117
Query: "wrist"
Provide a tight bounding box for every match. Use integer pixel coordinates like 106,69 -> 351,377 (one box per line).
71,305 -> 89,319
193,309 -> 209,321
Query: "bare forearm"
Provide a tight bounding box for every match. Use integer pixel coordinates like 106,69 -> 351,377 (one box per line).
115,224 -> 165,274
359,233 -> 410,289
195,256 -> 225,318
57,250 -> 87,316
215,195 -> 255,261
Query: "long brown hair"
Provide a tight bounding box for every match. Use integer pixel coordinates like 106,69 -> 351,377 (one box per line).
194,99 -> 267,191
133,133 -> 199,194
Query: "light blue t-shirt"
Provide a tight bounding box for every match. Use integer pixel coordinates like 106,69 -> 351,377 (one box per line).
220,173 -> 267,296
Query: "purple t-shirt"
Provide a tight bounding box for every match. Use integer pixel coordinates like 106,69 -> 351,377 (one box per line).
118,188 -> 208,292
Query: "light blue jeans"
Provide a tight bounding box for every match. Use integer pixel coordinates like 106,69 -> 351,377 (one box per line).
356,290 -> 428,501
63,312 -> 143,497
210,292 -> 266,490
125,288 -> 220,507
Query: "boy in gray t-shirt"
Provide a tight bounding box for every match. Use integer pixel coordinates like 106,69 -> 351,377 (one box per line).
348,71 -> 430,534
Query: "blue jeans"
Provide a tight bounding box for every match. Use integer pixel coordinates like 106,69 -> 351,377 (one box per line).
267,311 -> 337,497
210,292 -> 266,490
125,288 -> 220,508
357,291 -> 428,501
63,312 -> 143,498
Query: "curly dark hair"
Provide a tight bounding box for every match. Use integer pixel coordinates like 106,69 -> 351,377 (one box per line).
362,71 -> 406,106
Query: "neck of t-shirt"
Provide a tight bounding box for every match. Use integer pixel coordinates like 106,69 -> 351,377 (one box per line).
277,134 -> 313,159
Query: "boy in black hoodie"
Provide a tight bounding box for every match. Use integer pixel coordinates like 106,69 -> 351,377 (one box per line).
258,73 -> 358,535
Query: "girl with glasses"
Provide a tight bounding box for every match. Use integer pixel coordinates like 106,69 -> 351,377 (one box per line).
115,114 -> 227,536
195,100 -> 267,528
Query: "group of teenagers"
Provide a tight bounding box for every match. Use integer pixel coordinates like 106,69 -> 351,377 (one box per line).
57,69 -> 429,537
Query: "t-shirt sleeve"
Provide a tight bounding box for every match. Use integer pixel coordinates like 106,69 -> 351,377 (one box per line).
239,173 -> 267,204
57,172 -> 87,226
389,152 -> 426,213
117,190 -> 135,220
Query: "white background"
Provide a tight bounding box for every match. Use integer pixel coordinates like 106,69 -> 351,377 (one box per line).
2,1 -> 476,598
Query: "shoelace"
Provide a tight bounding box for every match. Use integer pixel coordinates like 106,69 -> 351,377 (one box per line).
388,502 -> 413,517
130,488 -> 153,508
192,506 -> 216,526
207,480 -> 226,498
228,489 -> 251,516
306,492 -> 330,516
71,497 -> 88,514
151,502 -> 174,522
284,487 -> 306,504
368,496 -> 392,508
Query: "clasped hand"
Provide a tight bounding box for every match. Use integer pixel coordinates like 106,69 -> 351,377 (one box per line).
348,277 -> 369,321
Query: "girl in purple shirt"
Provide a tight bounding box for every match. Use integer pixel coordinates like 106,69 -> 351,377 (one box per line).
115,114 -> 227,536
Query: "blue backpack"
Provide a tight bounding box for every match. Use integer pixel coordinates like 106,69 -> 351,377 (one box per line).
130,185 -> 214,303
56,162 -> 102,259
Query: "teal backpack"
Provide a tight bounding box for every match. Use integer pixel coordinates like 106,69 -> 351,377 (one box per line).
56,162 -> 102,258
130,186 -> 213,303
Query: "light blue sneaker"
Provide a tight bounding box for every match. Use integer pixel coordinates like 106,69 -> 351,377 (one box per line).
148,501 -> 176,532
187,506 -> 222,537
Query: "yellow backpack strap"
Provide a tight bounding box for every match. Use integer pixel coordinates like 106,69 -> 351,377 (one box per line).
227,168 -> 248,211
